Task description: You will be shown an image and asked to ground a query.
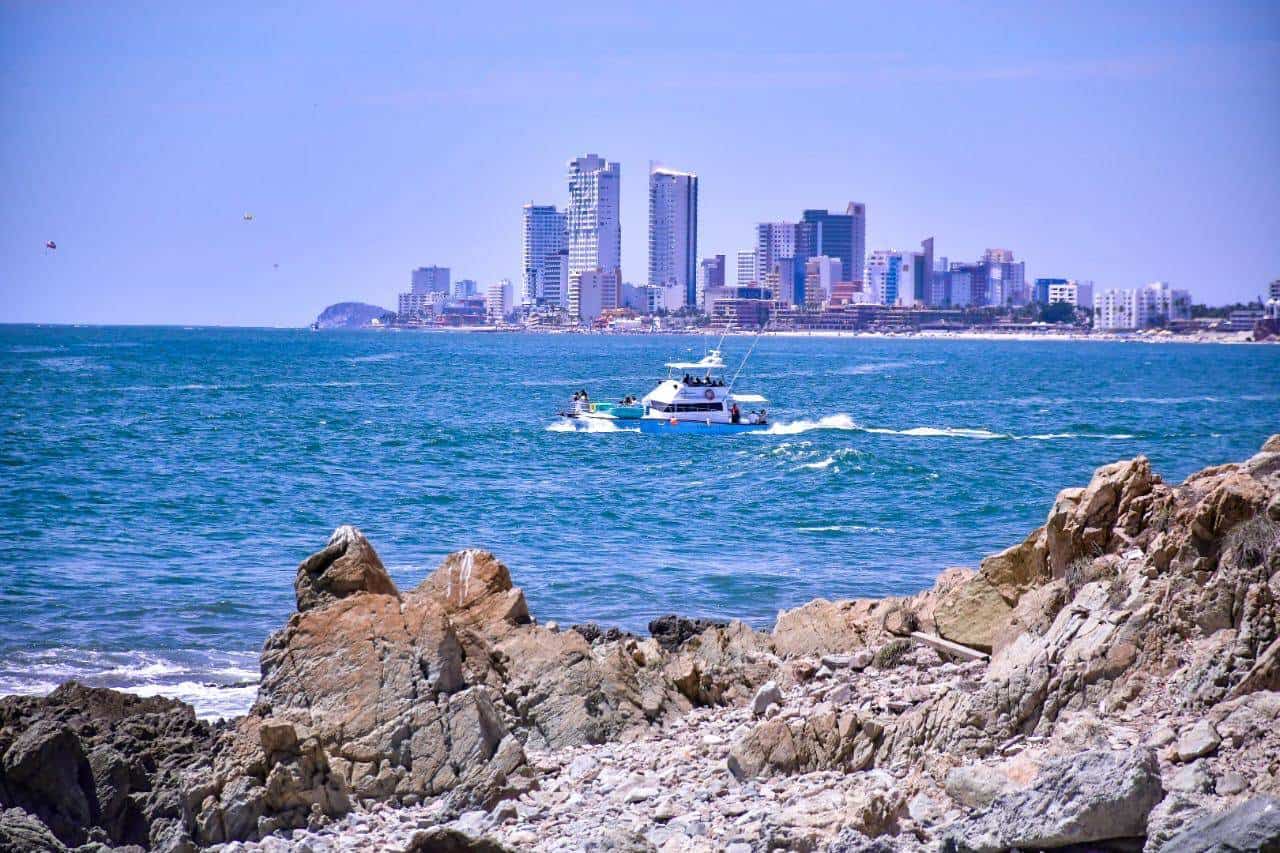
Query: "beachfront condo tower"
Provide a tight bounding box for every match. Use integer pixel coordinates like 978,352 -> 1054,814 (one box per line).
521,203 -> 567,307
566,155 -> 622,309
647,164 -> 699,308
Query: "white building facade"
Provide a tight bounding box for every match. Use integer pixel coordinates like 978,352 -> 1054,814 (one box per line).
570,269 -> 620,322
755,222 -> 796,288
566,154 -> 621,283
736,249 -> 757,287
864,247 -> 928,307
1093,281 -> 1191,330
486,279 -> 514,323
647,165 -> 698,308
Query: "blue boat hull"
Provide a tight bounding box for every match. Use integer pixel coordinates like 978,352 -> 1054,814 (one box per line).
637,418 -> 769,434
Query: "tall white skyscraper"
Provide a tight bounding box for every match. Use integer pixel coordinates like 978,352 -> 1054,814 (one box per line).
566,154 -> 621,288
736,249 -> 757,287
521,203 -> 566,306
647,165 -> 698,307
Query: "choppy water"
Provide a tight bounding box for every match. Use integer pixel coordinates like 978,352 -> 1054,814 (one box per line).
2,326 -> 1277,717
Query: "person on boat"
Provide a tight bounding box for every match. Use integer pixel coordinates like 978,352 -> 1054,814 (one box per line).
730,403 -> 741,424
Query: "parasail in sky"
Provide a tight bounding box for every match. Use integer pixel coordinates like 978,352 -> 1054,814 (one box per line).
45,240 -> 57,250
243,213 -> 254,221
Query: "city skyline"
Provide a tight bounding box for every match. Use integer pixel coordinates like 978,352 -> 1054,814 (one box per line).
1,2 -> 1277,325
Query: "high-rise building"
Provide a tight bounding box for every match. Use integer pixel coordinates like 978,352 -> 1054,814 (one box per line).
698,255 -> 726,308
1093,281 -> 1191,330
799,203 -> 865,284
566,154 -> 621,284
1034,278 -> 1068,304
948,263 -> 983,307
983,249 -> 1027,306
453,279 -> 479,298
410,266 -> 450,296
1269,279 -> 1280,301
804,257 -> 841,306
486,279 -> 514,323
917,238 -> 935,306
570,269 -> 620,322
755,222 -> 797,285
522,203 -> 567,306
648,165 -> 698,308
736,249 -> 757,287
865,243 -> 932,307
539,250 -> 570,308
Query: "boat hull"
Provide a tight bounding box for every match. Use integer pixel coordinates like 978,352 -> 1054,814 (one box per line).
637,418 -> 768,434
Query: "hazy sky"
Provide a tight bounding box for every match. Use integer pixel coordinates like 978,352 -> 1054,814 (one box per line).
2,2 -> 1277,325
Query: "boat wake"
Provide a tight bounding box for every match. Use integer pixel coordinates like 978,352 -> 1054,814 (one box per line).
545,419 -> 640,434
762,414 -> 1136,441
762,414 -> 859,435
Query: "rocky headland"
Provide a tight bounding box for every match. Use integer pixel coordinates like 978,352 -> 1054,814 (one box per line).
4,437 -> 1280,852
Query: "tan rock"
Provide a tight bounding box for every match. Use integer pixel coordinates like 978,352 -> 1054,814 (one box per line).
979,528 -> 1048,605
933,576 -> 1013,654
294,525 -> 398,612
771,598 -> 887,658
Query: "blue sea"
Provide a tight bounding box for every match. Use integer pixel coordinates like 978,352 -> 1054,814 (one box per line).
2,325 -> 1277,717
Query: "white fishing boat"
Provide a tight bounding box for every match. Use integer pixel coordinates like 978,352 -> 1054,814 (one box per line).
634,349 -> 769,433
557,334 -> 771,433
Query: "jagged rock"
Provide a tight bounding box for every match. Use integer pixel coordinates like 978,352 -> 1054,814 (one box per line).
665,621 -> 776,707
0,807 -> 66,853
943,748 -> 1163,852
294,525 -> 398,612
247,541 -> 524,816
1161,796 -> 1280,853
0,684 -> 211,849
0,720 -> 94,845
571,623 -> 632,645
727,708 -> 877,779
1045,456 -> 1156,576
647,615 -> 726,652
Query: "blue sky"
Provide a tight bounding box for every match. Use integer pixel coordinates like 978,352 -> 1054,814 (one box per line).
1,1 -> 1277,325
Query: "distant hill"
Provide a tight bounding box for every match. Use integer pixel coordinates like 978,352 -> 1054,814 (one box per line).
313,302 -> 392,329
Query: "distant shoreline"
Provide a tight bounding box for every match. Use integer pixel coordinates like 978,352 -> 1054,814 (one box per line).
366,324 -> 1271,345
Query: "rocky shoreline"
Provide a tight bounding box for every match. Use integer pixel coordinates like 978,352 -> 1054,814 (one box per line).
4,437 -> 1280,852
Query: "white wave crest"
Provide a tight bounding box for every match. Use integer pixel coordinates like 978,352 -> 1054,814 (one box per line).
120,681 -> 258,721
762,414 -> 858,435
546,418 -> 639,434
865,425 -> 1009,439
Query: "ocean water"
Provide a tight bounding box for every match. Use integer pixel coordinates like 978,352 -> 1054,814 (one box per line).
2,325 -> 1277,718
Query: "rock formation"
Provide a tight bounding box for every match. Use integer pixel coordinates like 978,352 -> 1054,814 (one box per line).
2,436 -> 1279,851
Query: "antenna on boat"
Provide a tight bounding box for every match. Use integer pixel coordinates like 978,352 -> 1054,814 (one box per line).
713,318 -> 733,355
728,319 -> 768,391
